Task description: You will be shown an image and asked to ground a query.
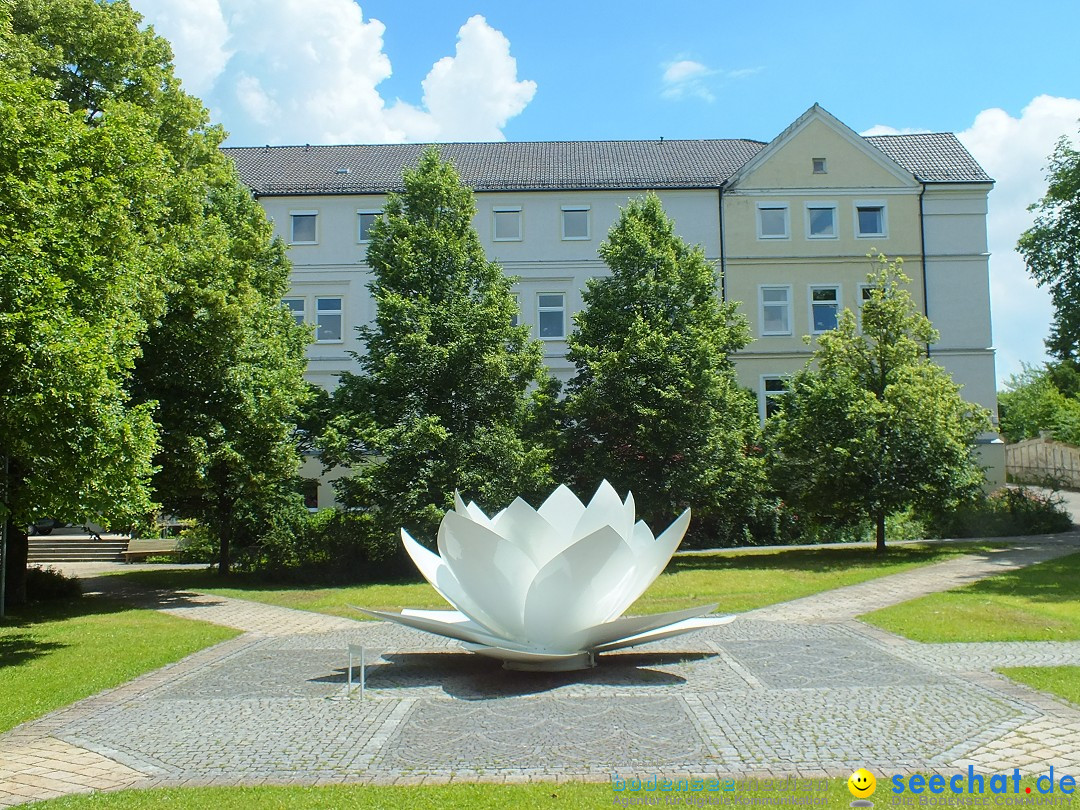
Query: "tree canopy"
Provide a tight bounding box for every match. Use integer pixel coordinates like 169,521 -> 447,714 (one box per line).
1018,130 -> 1080,365
320,148 -> 555,561
765,253 -> 990,552
561,193 -> 763,544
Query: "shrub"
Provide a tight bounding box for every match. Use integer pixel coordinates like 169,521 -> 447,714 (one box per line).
929,487 -> 1074,538
25,566 -> 82,601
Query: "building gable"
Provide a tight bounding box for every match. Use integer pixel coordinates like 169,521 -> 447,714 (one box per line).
727,104 -> 919,192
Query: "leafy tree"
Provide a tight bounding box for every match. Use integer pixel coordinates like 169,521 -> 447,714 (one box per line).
999,364 -> 1080,446
561,193 -> 763,544
1018,130 -> 1080,365
766,253 -> 991,552
3,0 -> 310,584
320,148 -> 555,563
1,18 -> 164,605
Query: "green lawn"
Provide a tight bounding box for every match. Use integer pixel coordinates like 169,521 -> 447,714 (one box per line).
0,598 -> 239,733
997,666 -> 1080,707
860,552 -> 1080,642
117,541 -> 1004,620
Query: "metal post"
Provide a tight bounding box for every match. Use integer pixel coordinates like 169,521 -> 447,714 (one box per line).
347,643 -> 366,699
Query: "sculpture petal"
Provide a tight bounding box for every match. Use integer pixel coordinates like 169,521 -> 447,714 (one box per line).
522,525 -> 636,648
594,614 -> 735,652
488,496 -> 565,568
600,508 -> 691,622
437,510 -> 535,639
352,607 -> 514,647
579,604 -> 720,649
572,479 -> 633,544
535,484 -> 587,539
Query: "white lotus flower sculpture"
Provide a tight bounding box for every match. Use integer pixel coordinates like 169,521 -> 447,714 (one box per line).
356,481 -> 734,671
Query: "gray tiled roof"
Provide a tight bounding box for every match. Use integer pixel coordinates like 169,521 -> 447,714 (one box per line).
864,133 -> 993,183
224,134 -> 990,196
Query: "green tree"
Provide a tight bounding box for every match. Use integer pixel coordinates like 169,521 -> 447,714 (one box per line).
1,18 -> 165,605
765,253 -> 990,552
320,148 -> 555,562
1018,130 -> 1080,365
3,0 -> 311,582
998,364 -> 1080,446
561,193 -> 763,544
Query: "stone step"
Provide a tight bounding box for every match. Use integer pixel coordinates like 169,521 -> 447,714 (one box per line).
28,541 -> 128,563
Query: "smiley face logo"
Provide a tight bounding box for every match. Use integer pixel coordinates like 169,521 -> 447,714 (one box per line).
848,768 -> 876,799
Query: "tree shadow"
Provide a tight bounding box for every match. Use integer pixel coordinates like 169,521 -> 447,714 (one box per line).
958,553 -> 1080,603
318,650 -> 713,700
0,633 -> 67,667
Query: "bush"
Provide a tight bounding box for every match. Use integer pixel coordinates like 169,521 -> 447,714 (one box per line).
25,566 -> 82,600
929,487 -> 1074,538
172,523 -> 218,563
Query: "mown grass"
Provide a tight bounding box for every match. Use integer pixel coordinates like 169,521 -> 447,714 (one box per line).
0,598 -> 239,733
860,552 -> 1080,642
117,541 -> 1005,620
997,666 -> 1080,708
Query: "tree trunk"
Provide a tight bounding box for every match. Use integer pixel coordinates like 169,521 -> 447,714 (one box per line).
875,510 -> 887,554
3,517 -> 28,609
216,500 -> 233,577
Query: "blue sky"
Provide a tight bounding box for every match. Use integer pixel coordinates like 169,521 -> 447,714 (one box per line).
137,0 -> 1080,385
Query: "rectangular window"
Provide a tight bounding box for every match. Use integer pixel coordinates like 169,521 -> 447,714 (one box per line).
357,210 -> 382,243
810,285 -> 840,333
757,203 -> 789,239
806,203 -> 837,238
290,211 -> 318,244
493,207 -> 522,241
761,376 -> 789,421
759,285 -> 792,336
855,203 -> 886,237
510,293 -> 520,328
282,297 -> 305,327
812,157 -> 827,174
858,285 -> 874,330
315,296 -> 343,342
561,206 -> 590,240
537,293 -> 565,339
302,479 -> 319,511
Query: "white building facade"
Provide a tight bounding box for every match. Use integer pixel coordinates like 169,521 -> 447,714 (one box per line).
224,105 -> 1003,502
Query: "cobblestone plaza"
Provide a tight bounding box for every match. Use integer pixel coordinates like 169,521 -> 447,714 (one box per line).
2,537 -> 1079,806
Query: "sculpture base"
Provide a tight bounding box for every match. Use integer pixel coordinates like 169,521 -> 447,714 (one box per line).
502,651 -> 596,672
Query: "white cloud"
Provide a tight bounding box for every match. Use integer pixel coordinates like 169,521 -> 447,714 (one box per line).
955,96 -> 1080,383
132,2 -> 535,144
859,124 -> 931,137
142,0 -> 230,98
386,15 -> 537,142
660,59 -> 759,103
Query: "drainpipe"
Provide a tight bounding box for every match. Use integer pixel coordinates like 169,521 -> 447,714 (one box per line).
718,186 -> 727,302
919,182 -> 931,358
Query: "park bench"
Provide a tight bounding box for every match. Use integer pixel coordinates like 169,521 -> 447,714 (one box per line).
123,538 -> 181,562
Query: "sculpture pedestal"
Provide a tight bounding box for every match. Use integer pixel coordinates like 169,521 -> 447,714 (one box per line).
503,651 -> 596,672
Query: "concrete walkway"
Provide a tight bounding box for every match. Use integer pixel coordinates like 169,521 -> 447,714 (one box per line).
3,534 -> 1080,806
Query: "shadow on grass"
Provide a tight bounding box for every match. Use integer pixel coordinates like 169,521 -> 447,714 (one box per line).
950,552 -> 1080,603
323,650 -> 712,700
0,633 -> 68,667
0,595 -> 142,629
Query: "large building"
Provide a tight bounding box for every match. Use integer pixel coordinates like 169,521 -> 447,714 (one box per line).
225,104 -> 1003,502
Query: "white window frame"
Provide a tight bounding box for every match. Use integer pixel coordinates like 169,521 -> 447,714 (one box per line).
357,209 -> 383,243
812,157 -> 827,174
756,202 -> 790,240
759,375 -> 789,423
282,297 -> 306,327
561,205 -> 591,240
493,207 -> 522,242
314,296 -> 344,344
289,210 -> 319,245
805,202 -> 838,240
854,200 -> 888,239
808,284 -> 841,334
758,284 -> 793,337
536,292 -> 565,340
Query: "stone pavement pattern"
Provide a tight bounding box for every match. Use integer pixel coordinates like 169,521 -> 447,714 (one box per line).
2,536 -> 1080,806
